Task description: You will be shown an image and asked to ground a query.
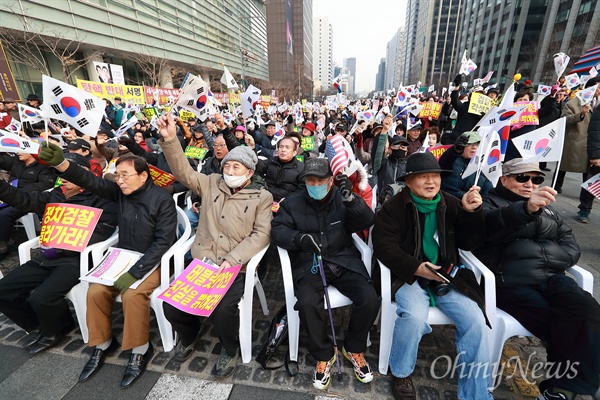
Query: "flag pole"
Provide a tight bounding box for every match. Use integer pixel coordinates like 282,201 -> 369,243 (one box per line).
473,129 -> 494,186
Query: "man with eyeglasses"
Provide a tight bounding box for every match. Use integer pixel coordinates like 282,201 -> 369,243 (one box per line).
474,158 -> 600,400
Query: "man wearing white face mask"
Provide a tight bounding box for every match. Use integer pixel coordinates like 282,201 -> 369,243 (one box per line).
156,114 -> 273,378
271,158 -> 379,390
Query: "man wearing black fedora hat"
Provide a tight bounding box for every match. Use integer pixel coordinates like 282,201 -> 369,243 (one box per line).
373,152 -> 492,400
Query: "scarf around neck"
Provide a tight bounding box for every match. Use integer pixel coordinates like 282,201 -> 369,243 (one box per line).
410,191 -> 441,264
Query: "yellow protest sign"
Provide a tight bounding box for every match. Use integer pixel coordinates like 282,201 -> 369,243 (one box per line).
185,146 -> 208,160
77,79 -> 145,104
179,110 -> 195,122
418,102 -> 442,120
468,93 -> 492,115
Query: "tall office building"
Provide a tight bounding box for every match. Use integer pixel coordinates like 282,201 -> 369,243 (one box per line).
313,16 -> 334,90
375,58 -> 386,92
400,0 -> 427,84
343,57 -> 356,95
385,27 -> 404,91
266,0 -> 313,99
0,0 -> 269,96
416,0 -> 462,91
453,0 -> 549,86
533,0 -> 600,82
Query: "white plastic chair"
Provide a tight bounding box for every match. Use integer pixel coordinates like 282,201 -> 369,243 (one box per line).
377,249 -> 496,375
171,237 -> 270,363
18,228 -> 119,342
485,262 -> 593,384
112,206 -> 192,352
277,233 -> 372,364
15,212 -> 41,240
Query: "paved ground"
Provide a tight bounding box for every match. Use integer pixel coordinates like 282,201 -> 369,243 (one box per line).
0,167 -> 598,399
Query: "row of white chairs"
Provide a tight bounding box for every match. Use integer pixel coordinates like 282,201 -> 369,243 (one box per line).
11,210 -> 595,388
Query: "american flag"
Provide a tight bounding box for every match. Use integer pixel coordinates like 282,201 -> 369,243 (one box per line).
325,134 -> 349,176
582,173 -> 600,200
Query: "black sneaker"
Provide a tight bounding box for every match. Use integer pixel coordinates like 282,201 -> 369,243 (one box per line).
211,347 -> 236,378
537,389 -> 569,400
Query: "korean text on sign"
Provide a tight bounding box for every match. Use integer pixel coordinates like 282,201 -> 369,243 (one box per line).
158,259 -> 241,316
39,203 -> 103,252
418,102 -> 442,120
510,101 -> 539,126
148,165 -> 176,187
468,93 -> 492,115
184,146 -> 208,160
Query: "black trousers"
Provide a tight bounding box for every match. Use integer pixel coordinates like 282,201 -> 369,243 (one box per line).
294,266 -> 380,361
0,257 -> 78,335
163,273 -> 245,355
0,206 -> 27,242
579,165 -> 600,211
497,275 -> 600,395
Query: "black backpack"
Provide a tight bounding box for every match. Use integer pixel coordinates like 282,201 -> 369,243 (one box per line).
255,305 -> 298,376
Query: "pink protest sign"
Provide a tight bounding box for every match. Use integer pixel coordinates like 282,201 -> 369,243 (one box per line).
510,101 -> 539,126
158,259 -> 241,316
39,203 -> 103,252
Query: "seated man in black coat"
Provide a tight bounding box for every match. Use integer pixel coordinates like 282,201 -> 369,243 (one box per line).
271,158 -> 379,390
0,154 -> 118,354
474,158 -> 600,400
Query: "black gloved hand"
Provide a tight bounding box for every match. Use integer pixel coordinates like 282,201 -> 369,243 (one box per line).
286,114 -> 294,125
454,133 -> 470,154
335,174 -> 354,202
149,128 -> 162,140
453,74 -> 465,87
297,233 -> 321,254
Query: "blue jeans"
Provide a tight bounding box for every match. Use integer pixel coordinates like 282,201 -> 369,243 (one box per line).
390,281 -> 493,399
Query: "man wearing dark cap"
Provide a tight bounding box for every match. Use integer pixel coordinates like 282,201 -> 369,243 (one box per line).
474,158 -> 600,400
26,93 -> 41,109
271,158 -> 379,390
376,134 -> 410,195
439,131 -> 494,199
373,152 -> 492,399
66,138 -> 103,178
0,153 -> 118,354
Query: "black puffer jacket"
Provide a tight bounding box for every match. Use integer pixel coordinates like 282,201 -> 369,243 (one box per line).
271,187 -> 375,283
0,155 -> 56,192
588,105 -> 600,160
0,181 -> 118,261
474,184 -> 580,287
448,90 -> 481,141
59,163 -> 177,279
377,155 -> 407,195
257,157 -> 305,202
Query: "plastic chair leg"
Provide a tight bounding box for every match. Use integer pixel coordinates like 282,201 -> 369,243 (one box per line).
254,274 -> 269,316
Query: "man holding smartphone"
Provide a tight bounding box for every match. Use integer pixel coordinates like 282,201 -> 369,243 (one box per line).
373,152 -> 492,400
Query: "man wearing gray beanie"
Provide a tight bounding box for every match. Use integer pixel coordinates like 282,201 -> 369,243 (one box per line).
157,114 -> 273,378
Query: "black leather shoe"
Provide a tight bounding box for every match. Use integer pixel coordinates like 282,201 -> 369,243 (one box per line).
20,329 -> 42,348
121,343 -> 153,388
392,375 -> 416,400
79,337 -> 119,382
28,333 -> 65,354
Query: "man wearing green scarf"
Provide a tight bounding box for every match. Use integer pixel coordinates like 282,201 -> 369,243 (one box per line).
373,152 -> 492,400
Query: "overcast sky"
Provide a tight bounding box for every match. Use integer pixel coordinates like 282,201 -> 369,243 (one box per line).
314,0 -> 407,94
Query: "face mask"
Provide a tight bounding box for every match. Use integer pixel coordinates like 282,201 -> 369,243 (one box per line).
391,149 -> 406,159
223,173 -> 248,189
307,184 -> 329,200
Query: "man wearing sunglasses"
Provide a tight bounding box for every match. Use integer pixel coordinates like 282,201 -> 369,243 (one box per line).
474,158 -> 600,400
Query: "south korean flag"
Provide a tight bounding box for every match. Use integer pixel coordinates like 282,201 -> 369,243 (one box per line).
42,75 -> 104,137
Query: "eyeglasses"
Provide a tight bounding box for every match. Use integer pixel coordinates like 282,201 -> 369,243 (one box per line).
213,144 -> 227,148
114,173 -> 139,181
512,174 -> 544,185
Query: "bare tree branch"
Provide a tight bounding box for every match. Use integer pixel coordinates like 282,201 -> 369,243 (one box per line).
127,46 -> 169,87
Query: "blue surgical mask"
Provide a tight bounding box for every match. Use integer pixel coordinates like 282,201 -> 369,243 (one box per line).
307,184 -> 329,200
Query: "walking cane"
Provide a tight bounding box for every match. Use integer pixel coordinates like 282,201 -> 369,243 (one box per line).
307,235 -> 343,381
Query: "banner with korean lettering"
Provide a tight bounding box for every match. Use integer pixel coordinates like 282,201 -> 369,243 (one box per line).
148,165 -> 176,187
76,79 -> 145,105
144,86 -> 180,105
0,41 -> 21,102
468,92 -> 493,115
427,145 -> 451,161
158,258 -> 241,316
510,101 -> 539,126
184,146 -> 208,160
179,110 -> 195,122
39,203 -> 103,252
418,102 -> 442,120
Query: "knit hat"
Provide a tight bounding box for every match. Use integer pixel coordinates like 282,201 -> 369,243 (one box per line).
221,146 -> 258,170
303,122 -> 315,133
